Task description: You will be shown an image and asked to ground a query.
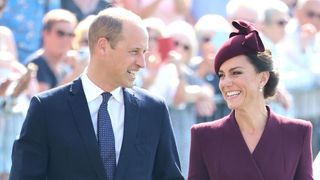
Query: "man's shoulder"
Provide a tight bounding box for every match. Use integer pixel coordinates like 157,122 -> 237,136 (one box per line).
128,86 -> 166,104
36,82 -> 72,100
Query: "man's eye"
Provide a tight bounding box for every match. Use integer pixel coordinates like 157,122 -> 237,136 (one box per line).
129,50 -> 139,55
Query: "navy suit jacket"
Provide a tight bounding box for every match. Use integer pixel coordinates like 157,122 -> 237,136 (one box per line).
10,78 -> 184,180
188,107 -> 313,180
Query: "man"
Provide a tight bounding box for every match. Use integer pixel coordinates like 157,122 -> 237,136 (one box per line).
295,0 -> 320,32
10,7 -> 184,180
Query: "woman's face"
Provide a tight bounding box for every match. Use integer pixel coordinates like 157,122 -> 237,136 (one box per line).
218,55 -> 266,110
172,34 -> 192,63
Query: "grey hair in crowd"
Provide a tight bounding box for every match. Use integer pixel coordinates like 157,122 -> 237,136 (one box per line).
260,0 -> 289,24
165,20 -> 198,58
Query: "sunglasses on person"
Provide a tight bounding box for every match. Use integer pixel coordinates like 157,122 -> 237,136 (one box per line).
274,19 -> 288,26
202,36 -> 212,43
174,41 -> 190,51
80,38 -> 89,46
306,10 -> 320,20
55,29 -> 75,38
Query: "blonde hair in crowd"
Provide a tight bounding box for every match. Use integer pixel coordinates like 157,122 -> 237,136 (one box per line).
42,9 -> 78,31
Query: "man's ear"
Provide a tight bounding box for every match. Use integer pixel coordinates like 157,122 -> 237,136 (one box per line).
96,37 -> 109,54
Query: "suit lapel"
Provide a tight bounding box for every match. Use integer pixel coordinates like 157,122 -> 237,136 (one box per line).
115,88 -> 140,180
67,78 -> 106,180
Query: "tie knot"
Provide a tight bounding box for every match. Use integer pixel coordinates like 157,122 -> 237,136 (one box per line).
101,92 -> 112,103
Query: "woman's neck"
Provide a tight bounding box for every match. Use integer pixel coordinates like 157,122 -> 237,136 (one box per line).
235,104 -> 268,134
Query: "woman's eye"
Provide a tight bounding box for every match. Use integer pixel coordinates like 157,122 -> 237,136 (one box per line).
232,71 -> 242,75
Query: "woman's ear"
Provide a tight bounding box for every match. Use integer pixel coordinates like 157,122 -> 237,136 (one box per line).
259,71 -> 270,87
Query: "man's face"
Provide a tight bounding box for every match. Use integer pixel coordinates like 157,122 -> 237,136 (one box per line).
101,21 -> 148,90
44,21 -> 75,56
297,0 -> 320,31
263,11 -> 289,43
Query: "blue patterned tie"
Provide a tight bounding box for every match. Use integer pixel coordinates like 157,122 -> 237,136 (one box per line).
98,92 -> 116,180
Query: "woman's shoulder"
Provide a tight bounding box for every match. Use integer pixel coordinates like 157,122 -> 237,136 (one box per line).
272,112 -> 312,130
190,115 -> 232,148
271,112 -> 313,139
191,115 -> 231,133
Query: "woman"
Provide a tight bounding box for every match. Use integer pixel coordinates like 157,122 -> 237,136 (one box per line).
188,20 -> 313,180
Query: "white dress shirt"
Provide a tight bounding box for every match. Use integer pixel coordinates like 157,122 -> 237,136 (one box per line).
81,74 -> 124,164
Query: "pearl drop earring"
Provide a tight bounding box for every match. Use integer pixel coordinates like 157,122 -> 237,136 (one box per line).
259,86 -> 263,92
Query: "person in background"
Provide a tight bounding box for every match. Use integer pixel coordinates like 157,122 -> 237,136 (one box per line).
72,15 -> 96,51
188,20 -> 313,180
188,0 -> 229,23
137,17 -> 166,89
25,9 -> 84,92
61,0 -> 112,21
258,0 -> 295,117
0,0 -> 60,63
146,19 -> 215,178
0,0 -> 16,57
281,0 -> 298,16
70,15 -> 96,71
282,0 -> 320,155
0,52 -> 38,180
193,14 -> 231,122
0,1 -> 38,179
10,7 -> 183,180
225,0 -> 260,24
117,0 -> 190,24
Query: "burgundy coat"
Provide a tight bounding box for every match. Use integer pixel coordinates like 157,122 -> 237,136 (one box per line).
188,107 -> 313,180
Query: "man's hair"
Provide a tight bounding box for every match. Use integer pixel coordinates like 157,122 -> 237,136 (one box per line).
88,7 -> 144,51
42,9 -> 78,31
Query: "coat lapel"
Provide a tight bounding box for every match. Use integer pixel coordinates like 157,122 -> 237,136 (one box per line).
228,111 -> 266,180
114,88 -> 140,180
67,78 -> 106,180
251,108 -> 284,179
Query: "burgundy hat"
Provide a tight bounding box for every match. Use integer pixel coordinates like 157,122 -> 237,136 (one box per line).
214,20 -> 265,74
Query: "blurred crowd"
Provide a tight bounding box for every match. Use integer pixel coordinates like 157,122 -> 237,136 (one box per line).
0,0 -> 320,179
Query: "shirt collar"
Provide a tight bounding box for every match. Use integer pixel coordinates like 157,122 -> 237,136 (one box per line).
81,73 -> 123,104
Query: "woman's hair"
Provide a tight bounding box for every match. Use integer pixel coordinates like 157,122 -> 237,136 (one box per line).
72,15 -> 95,50
246,50 -> 279,99
42,9 -> 78,31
